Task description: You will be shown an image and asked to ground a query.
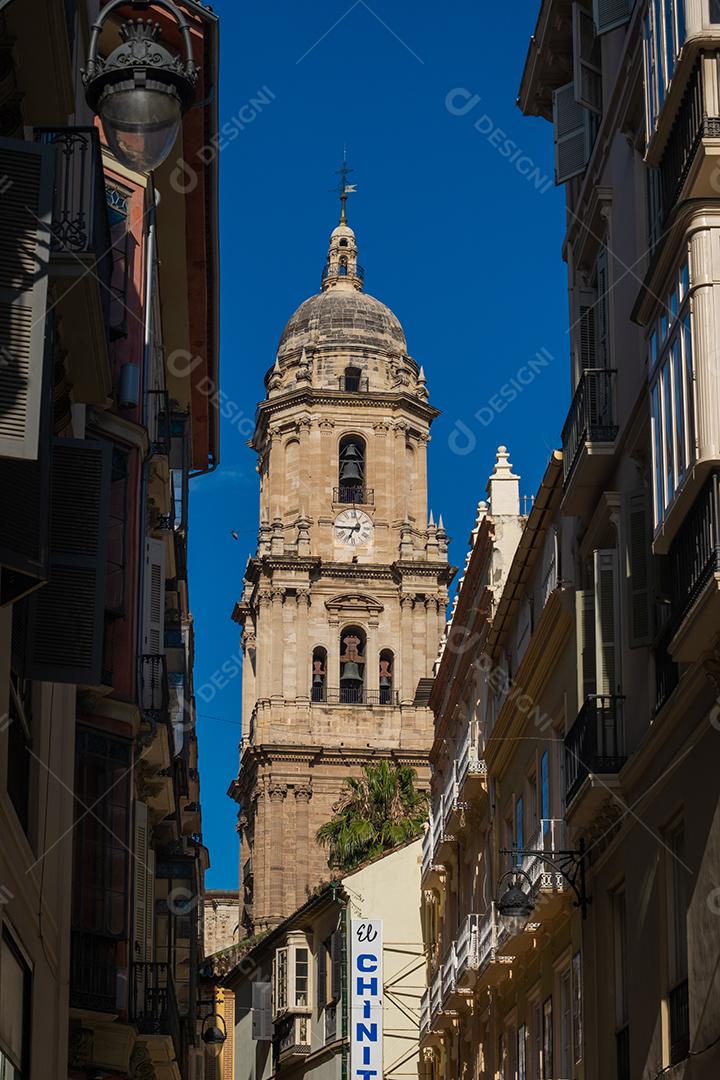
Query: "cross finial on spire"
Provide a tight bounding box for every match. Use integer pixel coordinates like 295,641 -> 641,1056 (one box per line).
334,147 -> 357,224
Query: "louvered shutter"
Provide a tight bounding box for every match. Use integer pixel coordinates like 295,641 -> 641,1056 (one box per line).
594,549 -> 620,695
0,137 -> 54,460
593,0 -> 633,35
626,491 -> 652,646
252,981 -> 273,1041
330,929 -> 343,1002
576,590 -> 596,704
573,4 -> 603,113
134,800 -> 150,960
317,940 -> 328,1010
553,83 -> 593,184
142,537 -> 166,654
23,438 -> 111,683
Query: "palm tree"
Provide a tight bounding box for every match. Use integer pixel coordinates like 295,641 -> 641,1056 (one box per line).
316,760 -> 428,872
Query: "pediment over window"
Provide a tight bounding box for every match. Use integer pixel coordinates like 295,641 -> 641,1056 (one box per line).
325,593 -> 384,616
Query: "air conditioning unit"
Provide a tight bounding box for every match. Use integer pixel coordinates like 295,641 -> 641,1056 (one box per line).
278,1015 -> 311,1057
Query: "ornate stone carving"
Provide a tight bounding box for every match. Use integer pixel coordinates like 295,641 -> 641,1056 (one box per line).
294,784 -> 313,802
130,1042 -> 157,1080
268,782 -> 288,801
68,1024 -> 94,1069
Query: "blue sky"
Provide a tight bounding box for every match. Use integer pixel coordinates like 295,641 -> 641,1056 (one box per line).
188,0 -> 569,890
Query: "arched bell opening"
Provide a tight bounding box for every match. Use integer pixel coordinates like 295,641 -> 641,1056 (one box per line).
379,649 -> 394,705
338,434 -> 365,504
311,646 -> 327,703
339,626 -> 366,704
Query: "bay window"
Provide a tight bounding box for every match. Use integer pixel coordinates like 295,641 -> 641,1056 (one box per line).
0,930 -> 31,1080
644,0 -> 687,138
272,938 -> 312,1018
649,260 -> 695,525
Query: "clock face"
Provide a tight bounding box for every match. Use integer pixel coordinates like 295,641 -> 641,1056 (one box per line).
334,508 -> 373,547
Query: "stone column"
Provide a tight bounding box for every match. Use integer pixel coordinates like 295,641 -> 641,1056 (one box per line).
393,421 -> 408,524
425,596 -> 440,674
296,591 -> 311,701
282,591 -> 297,701
293,785 -> 312,910
328,612 -> 340,696
400,594 -> 415,704
366,618 -> 380,696
257,592 -> 273,701
267,782 -> 287,920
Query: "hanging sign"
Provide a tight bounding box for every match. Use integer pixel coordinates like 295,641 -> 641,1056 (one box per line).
350,919 -> 383,1080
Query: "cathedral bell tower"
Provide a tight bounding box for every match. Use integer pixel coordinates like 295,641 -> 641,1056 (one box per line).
230,184 -> 454,933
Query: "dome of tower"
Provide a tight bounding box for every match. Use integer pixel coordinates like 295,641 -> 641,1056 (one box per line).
277,219 -> 407,356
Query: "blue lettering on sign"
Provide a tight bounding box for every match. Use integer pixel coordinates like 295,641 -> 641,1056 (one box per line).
363,1000 -> 371,1018
363,1046 -> 371,1064
356,1023 -> 378,1042
356,976 -> 378,995
357,953 -> 378,972
356,1072 -> 378,1080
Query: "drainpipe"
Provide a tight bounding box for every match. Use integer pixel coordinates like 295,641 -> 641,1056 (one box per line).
331,884 -> 349,1080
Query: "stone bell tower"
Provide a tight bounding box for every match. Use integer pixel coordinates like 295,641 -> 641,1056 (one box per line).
229,185 -> 454,933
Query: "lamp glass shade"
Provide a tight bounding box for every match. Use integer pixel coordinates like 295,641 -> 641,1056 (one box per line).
202,1025 -> 226,1058
497,882 -> 534,935
99,88 -> 182,173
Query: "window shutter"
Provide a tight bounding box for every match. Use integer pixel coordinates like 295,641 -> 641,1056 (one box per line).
595,246 -> 610,368
133,800 -> 150,960
553,82 -> 593,184
593,0 -> 633,36
142,537 -> 166,654
252,981 -> 273,1040
594,549 -> 620,695
317,940 -> 328,1010
573,4 -> 603,114
0,137 -> 54,460
576,590 -> 596,703
626,491 -> 652,646
23,438 -> 111,684
330,929 -> 343,1002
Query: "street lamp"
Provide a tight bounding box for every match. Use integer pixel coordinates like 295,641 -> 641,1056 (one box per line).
83,0 -> 197,173
201,1012 -> 227,1059
496,869 -> 535,935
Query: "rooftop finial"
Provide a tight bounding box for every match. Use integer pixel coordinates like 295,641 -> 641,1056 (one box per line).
334,147 -> 357,225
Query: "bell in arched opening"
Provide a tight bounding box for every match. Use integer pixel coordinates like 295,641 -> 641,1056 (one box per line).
379,649 -> 394,705
311,647 -> 327,703
338,436 -> 365,504
340,628 -> 365,704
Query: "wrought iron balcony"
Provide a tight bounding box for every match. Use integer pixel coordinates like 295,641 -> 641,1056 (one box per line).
669,978 -> 690,1065
332,485 -> 374,505
338,374 -> 369,393
420,988 -> 430,1038
565,694 -> 626,806
561,368 -> 618,481
670,472 -> 720,623
654,613 -> 680,714
139,654 -> 169,722
35,127 -> 112,311
457,721 -> 487,798
313,687 -> 399,706
131,962 -> 182,1063
148,389 -> 171,456
70,931 -> 120,1012
517,819 -> 567,892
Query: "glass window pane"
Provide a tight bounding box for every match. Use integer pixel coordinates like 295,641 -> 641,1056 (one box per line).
662,363 -> 675,504
672,338 -> 685,480
683,316 -> 695,466
651,383 -> 664,522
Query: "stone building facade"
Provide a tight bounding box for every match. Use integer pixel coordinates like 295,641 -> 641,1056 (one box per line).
229,210 -> 454,933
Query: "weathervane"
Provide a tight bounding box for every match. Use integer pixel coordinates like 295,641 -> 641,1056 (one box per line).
334,148 -> 357,224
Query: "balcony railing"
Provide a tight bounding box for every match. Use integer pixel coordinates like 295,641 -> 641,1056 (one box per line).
131,962 -> 182,1063
70,931 -> 120,1012
518,819 -> 567,891
148,389 -> 171,456
670,472 -> 720,623
312,687 -> 398,706
332,486 -> 374,505
456,913 -> 480,978
654,615 -> 680,714
420,988 -> 430,1038
440,943 -> 457,1003
565,694 -> 626,805
669,979 -> 690,1065
35,126 -> 113,324
561,368 -> 618,480
659,55 -> 720,224
140,654 -> 169,721
430,966 -> 442,1017
338,374 -> 369,393
457,722 -> 487,794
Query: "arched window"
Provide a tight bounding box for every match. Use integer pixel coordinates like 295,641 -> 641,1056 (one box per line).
339,238 -> 349,247
379,649 -> 394,705
340,626 -> 365,704
339,255 -> 348,275
343,365 -> 363,393
338,434 -> 365,503
284,438 -> 300,510
311,646 -> 327,703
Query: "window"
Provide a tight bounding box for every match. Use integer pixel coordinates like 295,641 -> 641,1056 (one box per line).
343,366 -> 363,392
644,0 -> 687,139
560,968 -> 572,1076
340,626 -> 366,703
6,670 -> 33,838
338,434 -> 365,503
530,1000 -> 542,1079
105,184 -> 135,339
711,0 -> 720,21
0,930 -> 31,1080
542,997 -> 553,1080
527,769 -> 538,836
540,751 -> 550,824
272,939 -> 312,1018
649,261 -> 694,525
573,952 -> 583,1065
312,646 -> 327,702
518,1023 -> 527,1080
